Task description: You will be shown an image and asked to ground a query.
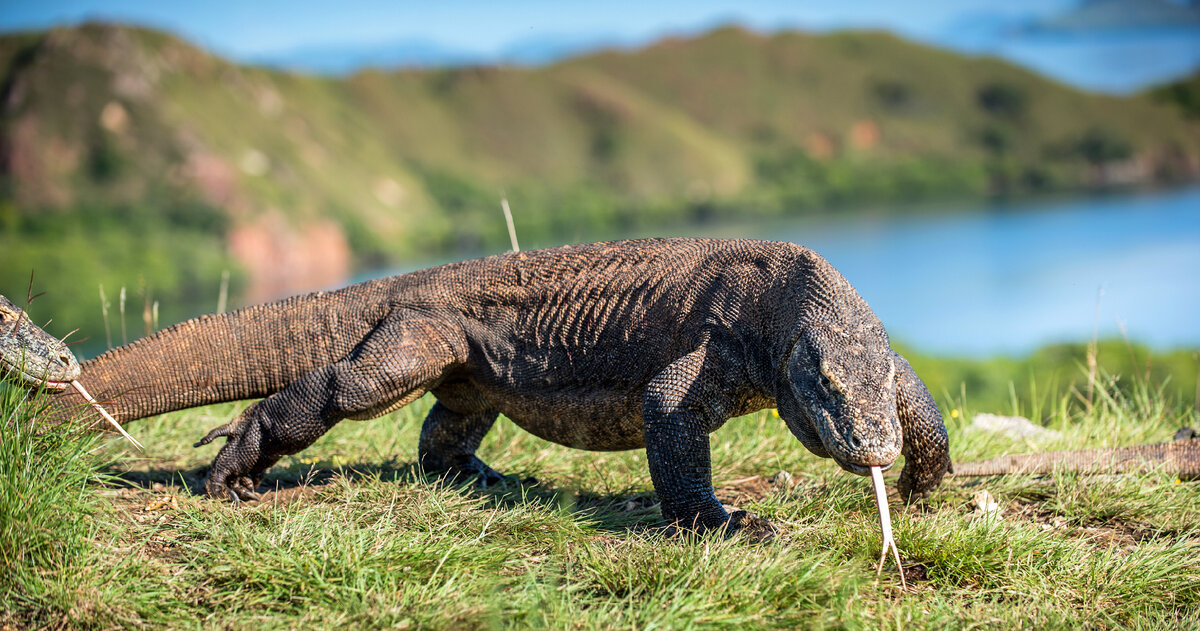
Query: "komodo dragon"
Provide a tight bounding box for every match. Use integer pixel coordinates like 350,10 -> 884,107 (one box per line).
23,238 -> 955,533
2,293 -> 140,445
1,292 -> 81,389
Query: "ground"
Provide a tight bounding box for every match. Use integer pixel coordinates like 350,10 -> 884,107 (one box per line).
3,379 -> 1199,629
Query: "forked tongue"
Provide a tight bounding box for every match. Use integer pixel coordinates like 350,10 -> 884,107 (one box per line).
870,465 -> 906,589
70,380 -> 143,449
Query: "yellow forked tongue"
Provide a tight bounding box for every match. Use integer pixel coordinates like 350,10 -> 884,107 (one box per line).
870,465 -> 906,589
70,380 -> 143,450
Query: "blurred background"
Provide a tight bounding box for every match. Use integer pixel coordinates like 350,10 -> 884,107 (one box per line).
1,0 -> 1198,411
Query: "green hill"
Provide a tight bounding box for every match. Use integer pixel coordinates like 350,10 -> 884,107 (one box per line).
1149,69 -> 1200,119
2,23 -> 1198,347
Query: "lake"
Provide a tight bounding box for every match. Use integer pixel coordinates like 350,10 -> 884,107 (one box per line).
760,187 -> 1200,357
363,186 -> 1200,358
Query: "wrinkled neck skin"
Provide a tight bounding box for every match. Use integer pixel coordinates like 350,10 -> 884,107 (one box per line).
775,323 -> 903,475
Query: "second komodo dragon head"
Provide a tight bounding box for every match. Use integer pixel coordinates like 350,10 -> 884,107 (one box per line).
0,293 -> 81,390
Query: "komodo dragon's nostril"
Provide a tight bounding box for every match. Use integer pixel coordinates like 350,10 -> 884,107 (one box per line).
59,352 -> 71,365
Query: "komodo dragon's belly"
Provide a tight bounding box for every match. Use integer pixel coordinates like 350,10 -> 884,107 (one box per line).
479,383 -> 648,451
457,346 -> 656,451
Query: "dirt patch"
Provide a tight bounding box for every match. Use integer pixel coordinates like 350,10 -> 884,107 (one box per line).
1003,497 -> 1192,549
715,474 -> 784,506
901,562 -> 929,583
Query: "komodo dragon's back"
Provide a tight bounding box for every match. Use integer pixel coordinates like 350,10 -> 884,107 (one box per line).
31,238 -> 951,533
395,240 -> 880,449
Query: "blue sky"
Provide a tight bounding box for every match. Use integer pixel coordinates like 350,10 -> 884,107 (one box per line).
0,1 -> 1195,92
0,0 -> 1071,58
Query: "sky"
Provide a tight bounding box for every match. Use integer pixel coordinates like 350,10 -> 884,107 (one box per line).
0,1 -> 1195,92
0,0 -> 1073,59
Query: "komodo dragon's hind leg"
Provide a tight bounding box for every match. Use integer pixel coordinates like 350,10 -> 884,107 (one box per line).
418,402 -> 506,486
195,318 -> 464,502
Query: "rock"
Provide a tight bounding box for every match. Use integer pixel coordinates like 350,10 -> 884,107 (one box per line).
771,470 -> 793,486
971,413 -> 1061,442
970,489 -> 1001,516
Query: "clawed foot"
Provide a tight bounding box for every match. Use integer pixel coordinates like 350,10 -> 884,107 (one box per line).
422,454 -> 521,488
194,413 -> 281,503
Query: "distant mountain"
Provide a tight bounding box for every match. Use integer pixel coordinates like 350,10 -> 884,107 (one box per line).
252,32 -> 646,73
497,33 -> 635,66
252,39 -> 485,74
1148,69 -> 1200,117
1035,0 -> 1200,30
936,10 -> 1038,51
1,23 -> 1198,343
933,2 -> 1200,94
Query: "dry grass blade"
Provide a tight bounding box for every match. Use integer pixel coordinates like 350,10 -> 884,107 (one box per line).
70,379 -> 143,449
870,465 -> 906,589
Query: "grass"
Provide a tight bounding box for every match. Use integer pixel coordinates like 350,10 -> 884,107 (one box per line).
2,370 -> 1199,629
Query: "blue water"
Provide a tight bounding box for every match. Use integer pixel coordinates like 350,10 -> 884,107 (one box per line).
362,186 -> 1200,358
760,187 -> 1200,356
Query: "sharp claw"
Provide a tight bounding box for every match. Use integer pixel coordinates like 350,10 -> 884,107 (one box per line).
195,417 -> 246,448
236,480 -> 261,501
194,425 -> 231,448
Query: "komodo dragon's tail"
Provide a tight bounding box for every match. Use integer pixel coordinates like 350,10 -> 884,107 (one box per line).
42,281 -> 394,425
952,435 -> 1200,481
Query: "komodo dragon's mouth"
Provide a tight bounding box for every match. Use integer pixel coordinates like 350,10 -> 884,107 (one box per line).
836,459 -> 895,476
1,354 -> 79,390
1,364 -> 76,390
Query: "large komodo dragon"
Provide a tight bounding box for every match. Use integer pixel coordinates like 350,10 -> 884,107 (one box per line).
19,239 -> 957,533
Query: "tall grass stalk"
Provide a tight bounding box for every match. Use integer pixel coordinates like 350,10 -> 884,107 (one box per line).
119,286 -> 127,345
98,284 -> 112,350
217,269 -> 230,314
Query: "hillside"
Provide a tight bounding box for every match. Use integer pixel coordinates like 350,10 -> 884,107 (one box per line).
2,23 -> 1199,346
1150,69 -> 1200,119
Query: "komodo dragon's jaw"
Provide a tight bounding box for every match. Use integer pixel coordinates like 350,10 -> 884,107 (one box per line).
0,293 -> 80,390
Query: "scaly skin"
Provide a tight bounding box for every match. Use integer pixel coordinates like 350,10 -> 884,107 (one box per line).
0,293 -> 80,390
38,238 -> 951,531
952,438 -> 1200,480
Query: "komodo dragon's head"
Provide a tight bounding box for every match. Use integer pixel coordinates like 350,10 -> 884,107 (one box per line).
0,293 -> 80,390
781,324 -> 902,475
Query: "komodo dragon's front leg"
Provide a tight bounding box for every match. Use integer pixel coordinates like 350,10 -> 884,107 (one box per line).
195,318 -> 463,501
892,351 -> 951,502
642,347 -> 759,533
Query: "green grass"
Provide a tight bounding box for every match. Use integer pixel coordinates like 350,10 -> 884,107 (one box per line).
0,382 -> 110,617
2,370 -> 1199,629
